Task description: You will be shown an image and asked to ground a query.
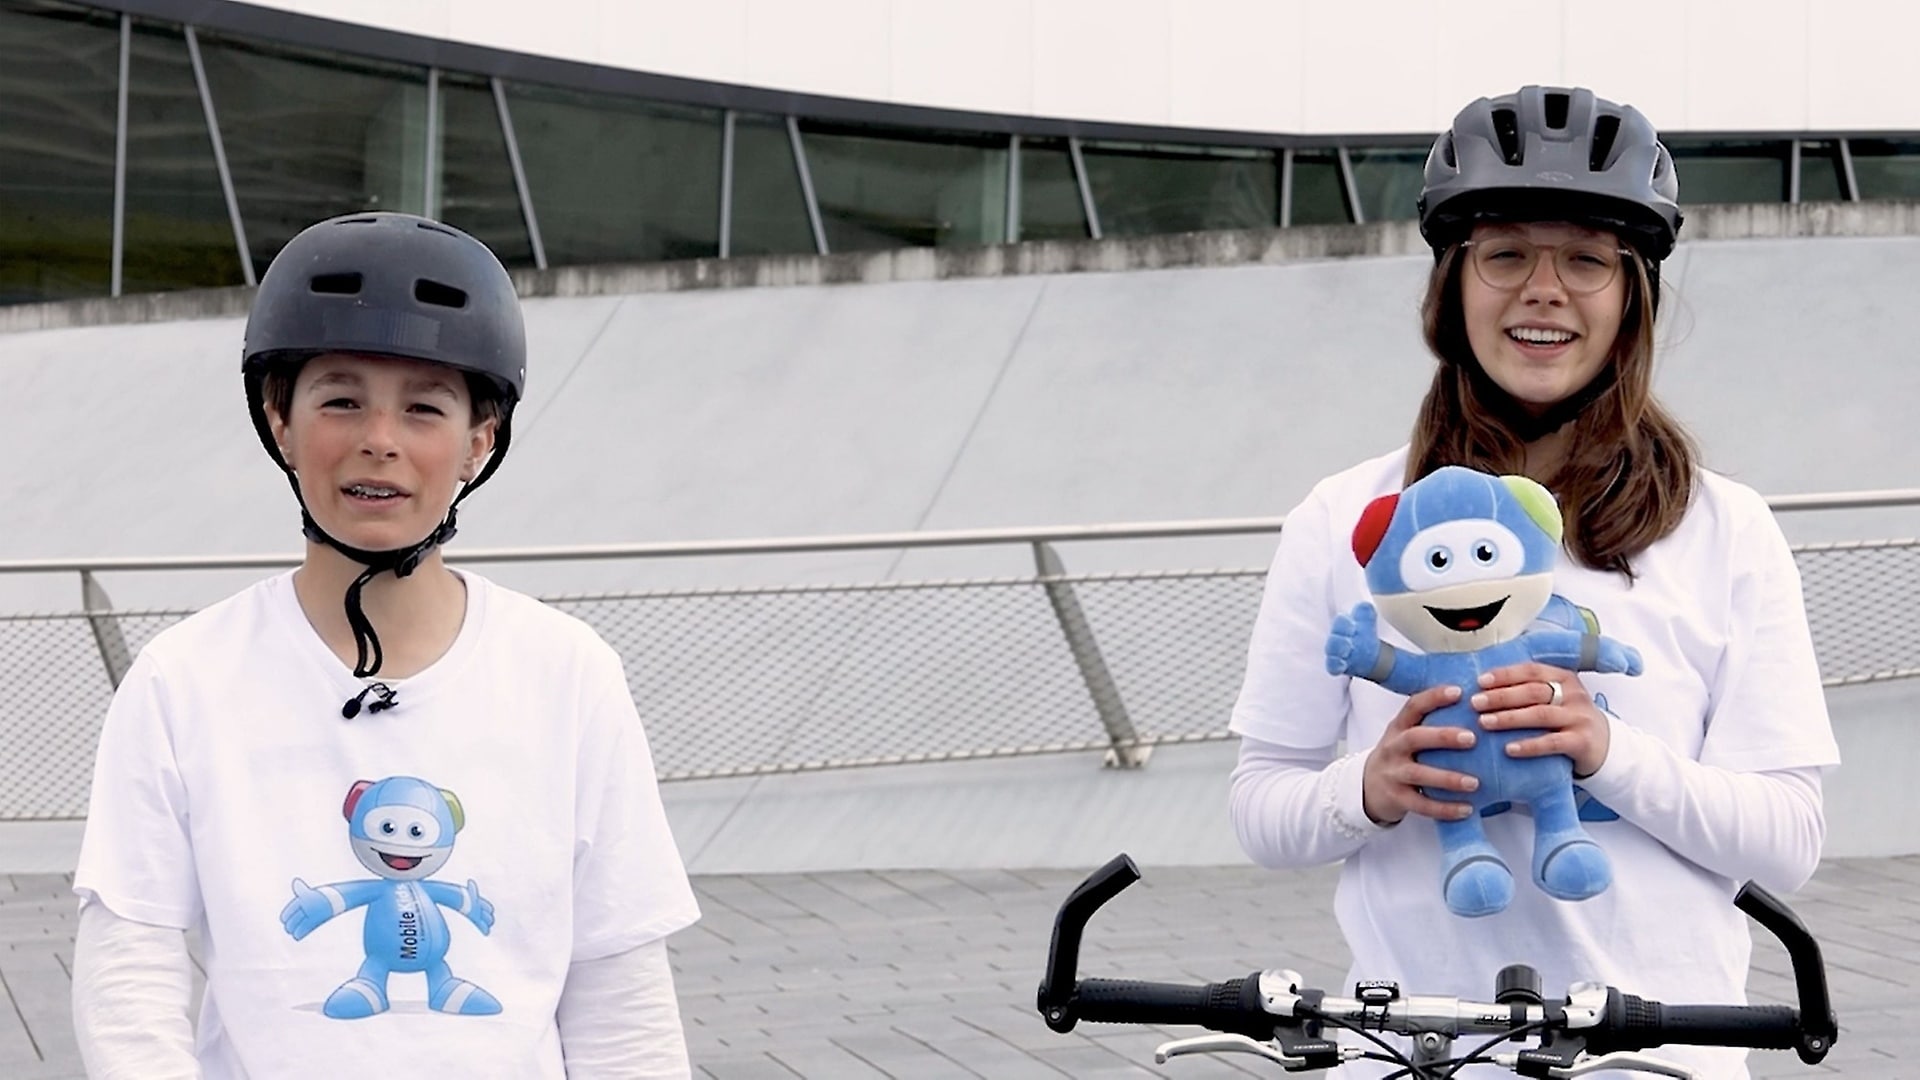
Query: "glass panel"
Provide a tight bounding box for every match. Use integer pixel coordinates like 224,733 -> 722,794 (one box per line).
121,21 -> 245,294
436,75 -> 533,268
1288,149 -> 1349,226
197,33 -> 428,280
729,113 -> 815,257
1667,140 -> 1790,204
1348,146 -> 1425,223
1846,139 -> 1920,199
0,0 -> 120,302
506,82 -> 721,265
1017,137 -> 1087,241
799,122 -> 1008,252
1081,141 -> 1276,236
1796,140 -> 1845,202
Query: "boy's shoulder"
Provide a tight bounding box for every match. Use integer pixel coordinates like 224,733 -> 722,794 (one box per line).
461,571 -> 623,669
139,572 -> 292,665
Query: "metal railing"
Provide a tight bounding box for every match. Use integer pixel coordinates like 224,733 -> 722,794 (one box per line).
3,490 -> 1918,821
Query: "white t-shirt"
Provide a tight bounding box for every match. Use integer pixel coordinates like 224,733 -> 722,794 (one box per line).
1230,448 -> 1841,1079
74,568 -> 701,1079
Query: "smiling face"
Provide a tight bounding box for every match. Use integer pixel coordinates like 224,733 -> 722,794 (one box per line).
266,353 -> 495,553
1460,221 -> 1628,415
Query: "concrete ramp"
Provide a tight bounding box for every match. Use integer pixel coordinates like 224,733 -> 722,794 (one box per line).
2,211 -> 1917,869
3,218 -> 1920,610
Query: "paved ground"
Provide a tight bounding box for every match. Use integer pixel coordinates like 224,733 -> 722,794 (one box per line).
6,857 -> 1916,1078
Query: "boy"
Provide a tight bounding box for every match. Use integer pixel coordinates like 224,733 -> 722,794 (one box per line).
72,213 -> 699,1078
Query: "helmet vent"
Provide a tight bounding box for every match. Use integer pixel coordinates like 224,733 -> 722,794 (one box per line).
414,279 -> 469,309
1590,114 -> 1621,171
339,216 -> 379,225
1492,108 -> 1522,165
416,221 -> 459,237
1544,92 -> 1570,129
309,272 -> 363,295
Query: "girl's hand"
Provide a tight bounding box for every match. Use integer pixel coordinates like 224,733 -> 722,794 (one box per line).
1361,684 -> 1479,826
1472,662 -> 1610,778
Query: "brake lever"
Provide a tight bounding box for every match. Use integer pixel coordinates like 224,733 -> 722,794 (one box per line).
1154,1033 -> 1315,1069
1493,1050 -> 1695,1079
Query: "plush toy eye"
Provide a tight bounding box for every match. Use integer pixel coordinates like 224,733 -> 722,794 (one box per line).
408,824 -> 424,839
1425,545 -> 1451,571
1472,540 -> 1499,564
379,820 -> 395,835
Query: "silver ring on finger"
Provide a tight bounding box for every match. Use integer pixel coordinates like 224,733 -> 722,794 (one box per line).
1545,680 -> 1565,707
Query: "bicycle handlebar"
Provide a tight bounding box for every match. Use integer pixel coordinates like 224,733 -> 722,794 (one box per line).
1067,974 -> 1274,1039
1035,854 -> 1837,1076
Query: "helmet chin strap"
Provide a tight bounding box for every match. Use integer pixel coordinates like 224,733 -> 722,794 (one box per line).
271,415 -> 509,680
285,472 -> 465,678
1463,358 -> 1617,444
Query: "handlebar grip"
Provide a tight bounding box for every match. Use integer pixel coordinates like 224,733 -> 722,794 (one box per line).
1588,994 -> 1801,1054
1068,975 -> 1273,1039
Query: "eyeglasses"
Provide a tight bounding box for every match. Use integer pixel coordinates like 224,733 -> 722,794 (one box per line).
1460,238 -> 1634,295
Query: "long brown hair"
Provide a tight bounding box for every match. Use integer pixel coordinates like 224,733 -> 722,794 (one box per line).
1406,243 -> 1697,577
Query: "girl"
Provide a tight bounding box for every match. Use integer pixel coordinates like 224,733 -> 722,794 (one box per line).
1228,86 -> 1840,1078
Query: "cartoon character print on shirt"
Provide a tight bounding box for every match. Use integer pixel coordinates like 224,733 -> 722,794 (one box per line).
280,775 -> 501,1019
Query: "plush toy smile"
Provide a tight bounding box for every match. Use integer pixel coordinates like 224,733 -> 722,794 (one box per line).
1426,597 -> 1507,631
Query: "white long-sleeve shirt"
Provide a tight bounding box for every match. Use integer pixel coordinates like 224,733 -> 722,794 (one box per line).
73,899 -> 693,1079
1228,735 -> 1826,894
1225,449 -> 1840,1080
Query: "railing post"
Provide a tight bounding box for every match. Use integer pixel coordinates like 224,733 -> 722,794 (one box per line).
1033,541 -> 1149,768
81,570 -> 134,689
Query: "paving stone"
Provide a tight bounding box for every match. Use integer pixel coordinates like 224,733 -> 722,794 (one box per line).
8,857 -> 1918,1076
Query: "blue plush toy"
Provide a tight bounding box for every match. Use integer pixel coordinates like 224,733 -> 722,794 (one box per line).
1326,466 -> 1642,918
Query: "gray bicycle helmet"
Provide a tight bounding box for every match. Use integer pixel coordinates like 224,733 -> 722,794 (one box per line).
241,212 -> 527,682
1419,86 -> 1682,261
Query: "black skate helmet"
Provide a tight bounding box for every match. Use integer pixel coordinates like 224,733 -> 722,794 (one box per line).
242,212 -> 526,681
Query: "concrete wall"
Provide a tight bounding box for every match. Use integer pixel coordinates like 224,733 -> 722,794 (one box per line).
5,676 -> 1905,873
3,204 -> 1916,866
3,204 -> 1917,609
667,677 -> 1918,873
223,0 -> 1920,135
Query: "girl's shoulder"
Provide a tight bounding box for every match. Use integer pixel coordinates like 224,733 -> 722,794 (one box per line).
1689,468 -> 1772,518
1321,445 -> 1410,494
1671,468 -> 1783,544
1631,468 -> 1790,573
1291,446 -> 1411,524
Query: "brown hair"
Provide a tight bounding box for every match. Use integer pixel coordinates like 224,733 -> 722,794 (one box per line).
1406,244 -> 1697,577
261,357 -> 505,429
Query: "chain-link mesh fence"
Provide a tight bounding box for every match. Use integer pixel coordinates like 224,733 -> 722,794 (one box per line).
6,538 -> 1917,819
0,608 -> 189,819
1793,540 -> 1920,685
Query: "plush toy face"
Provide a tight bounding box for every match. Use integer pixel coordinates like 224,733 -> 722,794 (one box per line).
1353,466 -> 1563,654
342,776 -> 465,882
